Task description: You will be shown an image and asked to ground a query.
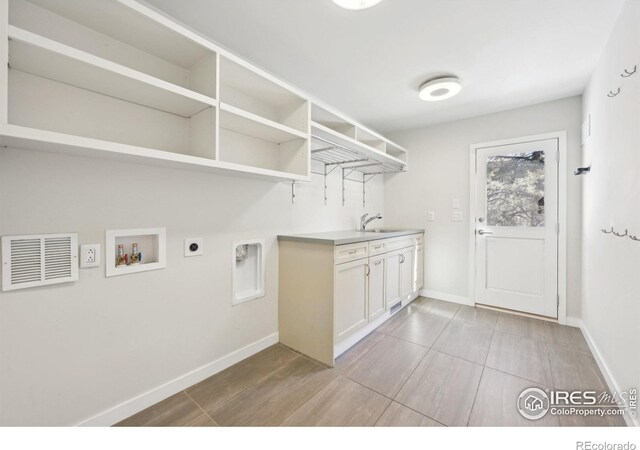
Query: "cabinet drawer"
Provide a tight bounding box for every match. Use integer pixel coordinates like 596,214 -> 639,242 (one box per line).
386,236 -> 414,252
413,234 -> 424,246
368,240 -> 387,256
335,242 -> 368,264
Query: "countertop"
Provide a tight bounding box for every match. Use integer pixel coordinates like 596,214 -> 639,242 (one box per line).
277,229 -> 424,245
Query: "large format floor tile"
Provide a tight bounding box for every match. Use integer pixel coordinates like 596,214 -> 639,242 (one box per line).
209,356 -> 335,426
186,344 -> 298,412
412,297 -> 461,319
495,313 -> 552,342
388,311 -> 450,347
395,350 -> 483,426
375,402 -> 442,427
375,307 -> 414,335
468,368 -> 558,427
282,376 -> 390,426
333,331 -> 384,373
117,301 -> 621,428
452,305 -> 499,328
343,334 -> 427,397
485,331 -> 554,386
116,392 -> 204,427
546,343 -> 608,391
544,322 -> 591,353
432,320 -> 494,364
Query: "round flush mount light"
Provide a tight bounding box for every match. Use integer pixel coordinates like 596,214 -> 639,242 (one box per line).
332,0 -> 383,10
418,77 -> 462,102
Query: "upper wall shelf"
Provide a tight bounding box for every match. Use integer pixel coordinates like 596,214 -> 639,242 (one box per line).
8,26 -> 217,118
0,0 -> 406,183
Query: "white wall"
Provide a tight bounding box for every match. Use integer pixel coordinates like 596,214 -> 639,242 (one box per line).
384,96 -> 583,317
581,0 -> 639,424
0,150 -> 382,426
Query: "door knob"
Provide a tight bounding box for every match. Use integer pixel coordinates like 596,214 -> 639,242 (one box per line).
477,229 -> 494,235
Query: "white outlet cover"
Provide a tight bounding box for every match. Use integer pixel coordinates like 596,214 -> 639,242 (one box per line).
80,243 -> 100,268
427,211 -> 435,221
452,198 -> 461,210
184,238 -> 203,257
452,211 -> 464,222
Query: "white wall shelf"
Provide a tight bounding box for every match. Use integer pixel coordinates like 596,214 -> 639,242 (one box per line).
8,27 -> 218,118
220,103 -> 308,144
0,0 -> 406,183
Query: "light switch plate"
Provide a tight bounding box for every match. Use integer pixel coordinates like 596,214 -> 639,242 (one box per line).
452,211 -> 464,222
184,238 -> 203,257
427,211 -> 435,221
452,198 -> 461,210
80,243 -> 100,268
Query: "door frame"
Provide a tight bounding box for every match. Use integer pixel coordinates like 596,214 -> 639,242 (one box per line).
468,131 -> 568,324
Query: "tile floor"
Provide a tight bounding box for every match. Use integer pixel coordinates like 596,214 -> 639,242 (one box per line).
116,297 -> 626,427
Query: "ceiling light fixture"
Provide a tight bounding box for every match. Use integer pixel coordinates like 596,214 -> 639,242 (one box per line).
332,0 -> 383,10
418,77 -> 462,102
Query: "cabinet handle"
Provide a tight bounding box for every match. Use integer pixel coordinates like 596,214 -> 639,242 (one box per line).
374,260 -> 382,266
374,245 -> 382,249
400,254 -> 405,263
348,250 -> 357,254
365,264 -> 370,276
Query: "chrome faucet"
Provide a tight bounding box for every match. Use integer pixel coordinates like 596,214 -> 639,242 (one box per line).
360,213 -> 382,231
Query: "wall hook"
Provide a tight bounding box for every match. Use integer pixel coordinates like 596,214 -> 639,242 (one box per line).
574,166 -> 591,175
630,234 -> 640,241
601,227 -> 614,234
612,228 -> 628,237
621,65 -> 637,77
607,87 -> 621,98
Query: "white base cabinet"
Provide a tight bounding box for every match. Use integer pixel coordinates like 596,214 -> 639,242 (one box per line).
279,232 -> 423,366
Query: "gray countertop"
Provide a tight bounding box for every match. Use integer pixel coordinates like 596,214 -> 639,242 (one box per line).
277,229 -> 424,245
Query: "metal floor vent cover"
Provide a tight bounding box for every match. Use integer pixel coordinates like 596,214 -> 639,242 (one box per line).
390,301 -> 403,315
1,233 -> 78,291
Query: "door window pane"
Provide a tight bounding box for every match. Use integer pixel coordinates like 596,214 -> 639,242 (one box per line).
486,151 -> 545,227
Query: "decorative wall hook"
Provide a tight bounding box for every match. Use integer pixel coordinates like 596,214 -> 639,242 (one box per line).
574,166 -> 591,175
601,227 -> 614,234
612,228 -> 628,237
621,65 -> 637,77
607,87 -> 621,97
630,234 -> 640,241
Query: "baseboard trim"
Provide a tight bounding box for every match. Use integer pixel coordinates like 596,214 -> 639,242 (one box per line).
570,319 -> 638,427
76,332 -> 280,427
419,289 -> 473,306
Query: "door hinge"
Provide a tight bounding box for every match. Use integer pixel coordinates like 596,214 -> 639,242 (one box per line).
557,294 -> 560,306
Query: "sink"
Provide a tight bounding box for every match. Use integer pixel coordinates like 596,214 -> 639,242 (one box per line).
367,229 -> 404,233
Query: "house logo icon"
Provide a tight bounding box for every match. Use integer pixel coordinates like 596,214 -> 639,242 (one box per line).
517,388 -> 550,420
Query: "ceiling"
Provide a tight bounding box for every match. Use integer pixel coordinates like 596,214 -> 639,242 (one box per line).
147,0 -> 625,133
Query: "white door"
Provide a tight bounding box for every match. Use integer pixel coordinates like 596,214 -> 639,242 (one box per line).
334,258 -> 368,341
474,138 -> 558,318
399,246 -> 414,301
368,254 -> 386,320
414,244 -> 424,291
385,250 -> 401,308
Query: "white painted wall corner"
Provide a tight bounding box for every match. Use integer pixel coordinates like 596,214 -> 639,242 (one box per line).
569,318 -> 638,427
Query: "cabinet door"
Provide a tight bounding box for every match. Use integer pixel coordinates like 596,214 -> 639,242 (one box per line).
334,258 -> 368,341
368,254 -> 386,321
400,247 -> 414,300
415,244 -> 424,291
385,250 -> 401,308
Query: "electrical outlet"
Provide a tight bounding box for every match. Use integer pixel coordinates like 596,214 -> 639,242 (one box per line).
184,238 -> 203,257
427,211 -> 435,221
80,244 -> 100,268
